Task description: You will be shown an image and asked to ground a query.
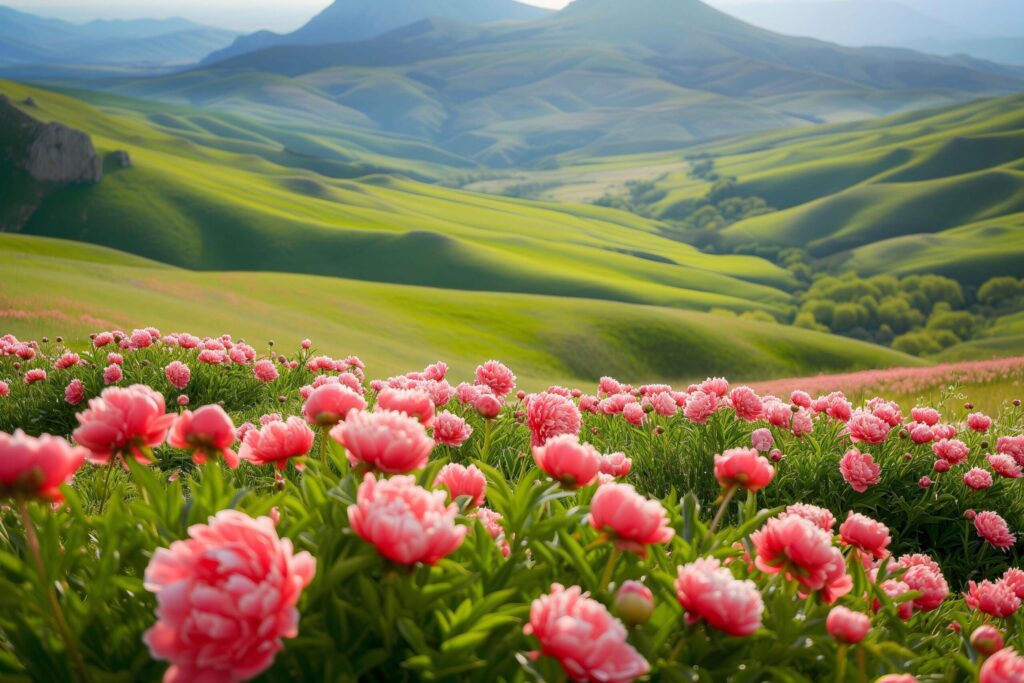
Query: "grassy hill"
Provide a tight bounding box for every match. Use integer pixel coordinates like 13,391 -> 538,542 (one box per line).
0,233 -> 924,387
518,94 -> 1024,287
0,80 -> 797,317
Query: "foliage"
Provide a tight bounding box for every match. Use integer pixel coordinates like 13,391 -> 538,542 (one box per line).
2,329 -> 1024,681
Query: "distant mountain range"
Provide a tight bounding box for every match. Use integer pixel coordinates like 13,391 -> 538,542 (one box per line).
717,0 -> 1024,65
203,0 -> 551,65
0,5 -> 237,67
101,0 -> 1024,167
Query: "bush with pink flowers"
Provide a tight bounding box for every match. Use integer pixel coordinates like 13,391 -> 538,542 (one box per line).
3,329 -> 1024,681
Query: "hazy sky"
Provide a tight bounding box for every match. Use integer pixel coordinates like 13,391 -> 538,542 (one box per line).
7,0 -> 815,31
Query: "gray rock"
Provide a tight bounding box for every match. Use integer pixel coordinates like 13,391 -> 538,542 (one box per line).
25,122 -> 103,183
110,150 -> 132,168
23,97 -> 37,108
0,96 -> 102,184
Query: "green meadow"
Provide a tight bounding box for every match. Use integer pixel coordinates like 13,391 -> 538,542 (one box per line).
0,233 -> 923,388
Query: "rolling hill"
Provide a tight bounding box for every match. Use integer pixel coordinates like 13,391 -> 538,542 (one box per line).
0,232 -> 925,387
516,93 -> 1024,287
97,0 -> 1024,168
0,79 -> 797,319
0,5 -> 237,67
203,0 -> 551,65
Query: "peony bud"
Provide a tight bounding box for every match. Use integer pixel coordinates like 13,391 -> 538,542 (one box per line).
614,581 -> 654,626
971,625 -> 1003,657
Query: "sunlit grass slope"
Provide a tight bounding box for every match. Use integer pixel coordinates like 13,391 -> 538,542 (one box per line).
0,234 -> 923,388
0,80 -> 798,316
521,94 -> 1024,286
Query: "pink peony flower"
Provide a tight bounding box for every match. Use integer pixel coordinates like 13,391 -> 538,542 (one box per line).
840,448 -> 880,493
908,423 -> 934,444
93,332 -> 114,347
911,407 -> 940,426
330,409 -> 433,474
751,514 -> 852,603
729,386 -> 763,422
589,483 -> 674,555
164,361 -> 190,390
998,436 -> 1024,466
303,384 -> 366,428
471,506 -> 509,557
598,452 -> 632,478
901,564 -> 949,611
980,647 -> 1024,683
701,377 -> 729,397
348,473 -> 466,565
143,510 -> 315,683
875,579 -> 913,620
475,360 -> 516,396
751,428 -> 774,452
781,503 -> 836,532
54,352 -> 80,370
130,328 -> 153,348
73,384 -> 175,465
964,467 -> 994,491
23,368 -> 46,385
376,387 -> 434,427
167,405 -> 239,468
434,463 -> 486,508
432,410 -> 473,447
650,392 -> 678,417
966,579 -> 1020,618
533,434 -> 600,489
103,364 -> 123,385
238,417 -> 315,470
684,390 -> 717,424
976,511 -> 1016,551
0,430 -> 86,501
791,390 -> 812,408
0,380 -> 8,397
527,392 -> 581,447
714,447 -> 775,492
847,409 -> 891,444
826,606 -> 870,644
253,359 -> 279,383
524,584 -> 649,683
933,439 -> 969,465
622,402 -> 646,427
1003,568 -> 1024,599
107,352 -> 123,365
839,512 -> 891,559
989,453 -> 1023,479
675,557 -> 763,637
968,412 -> 993,433
64,379 -> 85,406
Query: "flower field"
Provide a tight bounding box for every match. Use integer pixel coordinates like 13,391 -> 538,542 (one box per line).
2,329 -> 1024,682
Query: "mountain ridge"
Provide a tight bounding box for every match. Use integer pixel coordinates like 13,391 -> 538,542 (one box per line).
201,0 -> 551,65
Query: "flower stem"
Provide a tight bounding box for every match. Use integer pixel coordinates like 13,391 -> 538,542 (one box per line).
17,500 -> 90,683
835,644 -> 847,683
481,419 -> 494,464
97,464 -> 114,514
855,646 -> 867,683
708,486 -> 737,535
319,429 -> 328,469
600,546 -> 620,591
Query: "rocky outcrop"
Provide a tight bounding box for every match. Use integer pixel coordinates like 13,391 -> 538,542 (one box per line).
110,150 -> 132,169
0,94 -> 103,185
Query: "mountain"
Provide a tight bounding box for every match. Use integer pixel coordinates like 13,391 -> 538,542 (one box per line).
0,5 -> 237,67
202,0 -> 551,65
718,1 -> 1024,66
108,0 -> 1024,168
